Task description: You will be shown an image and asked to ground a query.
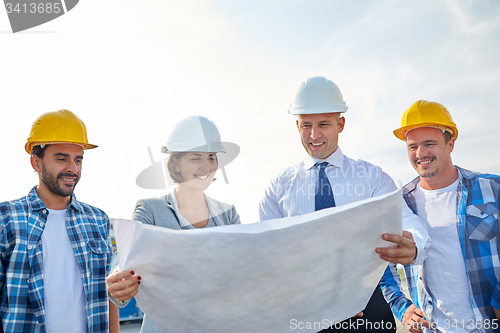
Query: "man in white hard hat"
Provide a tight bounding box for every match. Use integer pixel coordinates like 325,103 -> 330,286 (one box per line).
0,110 -> 113,332
259,77 -> 430,332
381,100 -> 500,333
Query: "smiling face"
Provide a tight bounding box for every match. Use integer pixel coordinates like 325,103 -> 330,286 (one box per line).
32,144 -> 83,198
175,152 -> 217,191
406,127 -> 457,189
297,113 -> 345,159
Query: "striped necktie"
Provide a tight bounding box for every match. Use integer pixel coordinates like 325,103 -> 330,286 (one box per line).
315,162 -> 335,211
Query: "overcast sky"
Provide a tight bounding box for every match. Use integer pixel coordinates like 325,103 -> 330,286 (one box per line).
1,0 -> 499,222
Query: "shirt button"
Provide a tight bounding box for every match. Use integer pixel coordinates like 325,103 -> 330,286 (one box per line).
28,245 -> 33,250
39,222 -> 44,227
98,247 -> 102,252
42,209 -> 47,214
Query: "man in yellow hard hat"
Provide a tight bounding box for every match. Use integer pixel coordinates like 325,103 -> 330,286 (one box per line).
259,77 -> 431,332
0,110 -> 113,332
381,100 -> 500,332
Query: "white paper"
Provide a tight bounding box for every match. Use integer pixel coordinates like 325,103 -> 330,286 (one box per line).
113,188 -> 402,333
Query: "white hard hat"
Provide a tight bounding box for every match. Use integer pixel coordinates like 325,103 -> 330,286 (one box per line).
288,76 -> 348,115
162,116 -> 226,153
136,115 -> 240,189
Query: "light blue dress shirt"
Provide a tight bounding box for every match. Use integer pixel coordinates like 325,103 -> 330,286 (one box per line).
259,146 -> 431,264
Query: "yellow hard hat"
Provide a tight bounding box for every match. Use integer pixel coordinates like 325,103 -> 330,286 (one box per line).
25,109 -> 98,154
393,100 -> 458,141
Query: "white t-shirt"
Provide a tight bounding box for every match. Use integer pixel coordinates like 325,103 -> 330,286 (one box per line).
415,179 -> 476,333
42,209 -> 87,333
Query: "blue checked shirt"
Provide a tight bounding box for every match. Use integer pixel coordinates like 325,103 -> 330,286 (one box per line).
0,187 -> 113,333
381,167 -> 500,333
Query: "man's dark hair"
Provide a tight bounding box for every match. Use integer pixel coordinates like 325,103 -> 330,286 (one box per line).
443,131 -> 453,143
31,145 -> 47,159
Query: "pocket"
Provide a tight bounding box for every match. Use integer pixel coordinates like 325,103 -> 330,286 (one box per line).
466,202 -> 499,241
87,239 -> 110,278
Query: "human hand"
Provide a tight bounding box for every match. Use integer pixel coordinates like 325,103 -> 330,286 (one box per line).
401,304 -> 430,333
106,268 -> 141,302
494,307 -> 500,321
353,312 -> 363,318
376,231 -> 416,265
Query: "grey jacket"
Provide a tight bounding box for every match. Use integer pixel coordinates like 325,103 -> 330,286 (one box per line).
132,192 -> 241,229
128,192 -> 241,333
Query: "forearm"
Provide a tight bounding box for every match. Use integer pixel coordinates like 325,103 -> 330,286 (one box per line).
401,202 -> 431,265
109,301 -> 120,333
380,264 -> 413,322
107,253 -> 132,307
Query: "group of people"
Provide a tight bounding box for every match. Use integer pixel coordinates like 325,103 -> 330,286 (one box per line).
0,76 -> 499,333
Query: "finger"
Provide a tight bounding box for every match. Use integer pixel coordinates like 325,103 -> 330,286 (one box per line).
378,256 -> 412,265
404,321 -> 423,333
378,254 -> 407,263
376,247 -> 414,262
402,230 -> 414,241
377,247 -> 412,257
109,280 -> 141,299
382,233 -> 416,247
106,270 -> 137,283
112,283 -> 140,301
382,233 -> 404,244
407,315 -> 428,332
403,321 -> 413,330
413,307 -> 425,317
415,316 -> 430,329
409,327 -> 423,333
107,275 -> 141,293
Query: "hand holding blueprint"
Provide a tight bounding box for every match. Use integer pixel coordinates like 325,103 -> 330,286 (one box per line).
113,189 -> 402,332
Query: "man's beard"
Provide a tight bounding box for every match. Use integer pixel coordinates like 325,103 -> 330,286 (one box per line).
41,163 -> 79,198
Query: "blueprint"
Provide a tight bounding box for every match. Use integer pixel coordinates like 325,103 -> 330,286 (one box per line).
113,188 -> 402,332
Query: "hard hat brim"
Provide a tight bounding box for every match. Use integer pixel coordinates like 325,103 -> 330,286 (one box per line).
162,142 -> 240,169
161,141 -> 235,155
25,141 -> 98,154
136,142 -> 240,190
288,105 -> 348,115
393,123 -> 458,141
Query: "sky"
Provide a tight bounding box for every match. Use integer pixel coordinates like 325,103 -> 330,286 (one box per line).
1,0 -> 499,223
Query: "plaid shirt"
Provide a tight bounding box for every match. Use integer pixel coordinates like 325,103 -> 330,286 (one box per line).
381,166 -> 500,333
0,187 -> 113,333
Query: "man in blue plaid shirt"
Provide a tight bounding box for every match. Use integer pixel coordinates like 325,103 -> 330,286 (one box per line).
0,110 -> 113,332
381,100 -> 500,333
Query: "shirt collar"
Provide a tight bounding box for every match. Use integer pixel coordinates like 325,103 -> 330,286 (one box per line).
27,186 -> 46,210
170,188 -> 213,228
303,146 -> 344,170
405,165 -> 464,196
27,186 -> 80,212
170,188 -> 191,228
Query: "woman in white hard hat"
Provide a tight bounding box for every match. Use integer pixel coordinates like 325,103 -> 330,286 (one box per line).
106,116 -> 241,332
